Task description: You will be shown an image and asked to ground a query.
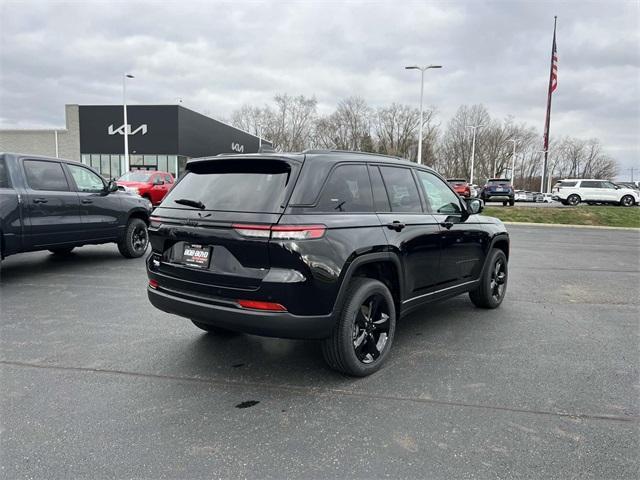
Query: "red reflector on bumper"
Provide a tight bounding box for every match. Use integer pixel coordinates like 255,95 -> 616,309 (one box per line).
237,300 -> 287,311
149,279 -> 159,289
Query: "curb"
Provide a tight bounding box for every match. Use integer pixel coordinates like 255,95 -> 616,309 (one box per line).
503,222 -> 640,231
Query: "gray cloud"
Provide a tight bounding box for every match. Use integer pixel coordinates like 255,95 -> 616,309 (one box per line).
1,0 -> 638,176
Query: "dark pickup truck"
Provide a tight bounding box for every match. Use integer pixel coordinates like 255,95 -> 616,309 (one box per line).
0,153 -> 152,260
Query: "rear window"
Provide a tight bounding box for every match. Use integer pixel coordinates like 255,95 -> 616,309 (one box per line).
163,159 -> 293,213
447,179 -> 466,184
487,179 -> 510,185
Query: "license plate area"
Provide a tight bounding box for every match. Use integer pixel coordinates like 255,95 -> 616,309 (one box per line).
182,243 -> 212,269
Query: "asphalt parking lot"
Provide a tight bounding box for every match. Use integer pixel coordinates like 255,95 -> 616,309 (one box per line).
1,225 -> 638,479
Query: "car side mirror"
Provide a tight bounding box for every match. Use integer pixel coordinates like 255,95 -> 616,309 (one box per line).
107,180 -> 119,193
465,198 -> 484,215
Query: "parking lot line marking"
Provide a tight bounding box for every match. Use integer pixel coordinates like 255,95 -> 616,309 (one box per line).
1,359 -> 637,424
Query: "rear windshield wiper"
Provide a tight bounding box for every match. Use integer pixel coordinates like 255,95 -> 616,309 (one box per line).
174,198 -> 206,209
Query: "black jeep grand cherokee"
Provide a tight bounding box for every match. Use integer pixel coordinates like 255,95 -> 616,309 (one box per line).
146,151 -> 509,376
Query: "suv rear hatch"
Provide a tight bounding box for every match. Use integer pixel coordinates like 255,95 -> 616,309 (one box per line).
148,157 -> 301,293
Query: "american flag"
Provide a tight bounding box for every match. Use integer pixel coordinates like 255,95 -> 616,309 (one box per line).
543,19 -> 558,151
550,35 -> 558,92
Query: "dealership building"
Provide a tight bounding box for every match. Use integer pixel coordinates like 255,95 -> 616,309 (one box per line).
0,104 -> 268,178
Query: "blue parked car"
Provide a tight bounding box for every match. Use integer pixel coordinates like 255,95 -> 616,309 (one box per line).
481,178 -> 515,206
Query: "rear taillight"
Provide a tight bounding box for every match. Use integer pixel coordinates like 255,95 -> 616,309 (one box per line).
237,300 -> 287,311
232,224 -> 326,240
271,225 -> 326,240
149,279 -> 159,289
231,224 -> 271,238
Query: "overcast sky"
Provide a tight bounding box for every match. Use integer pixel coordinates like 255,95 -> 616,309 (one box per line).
1,0 -> 638,177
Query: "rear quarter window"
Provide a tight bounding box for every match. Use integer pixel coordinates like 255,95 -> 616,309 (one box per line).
0,157 -> 10,188
559,181 -> 577,187
315,164 -> 373,212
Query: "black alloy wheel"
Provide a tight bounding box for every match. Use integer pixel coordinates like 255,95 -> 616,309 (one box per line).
620,195 -> 635,207
131,224 -> 148,253
469,248 -> 508,309
322,277 -> 396,376
489,256 -> 507,304
352,293 -> 391,364
118,218 -> 149,258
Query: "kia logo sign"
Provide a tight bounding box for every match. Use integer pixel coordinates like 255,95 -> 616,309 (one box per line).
231,142 -> 244,153
108,124 -> 148,136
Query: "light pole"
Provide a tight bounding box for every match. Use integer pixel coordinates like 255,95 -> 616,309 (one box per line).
506,139 -> 517,188
123,73 -> 134,174
466,124 -> 485,185
405,64 -> 442,164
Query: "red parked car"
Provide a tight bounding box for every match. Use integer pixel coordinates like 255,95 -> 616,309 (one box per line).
446,178 -> 471,197
117,170 -> 175,206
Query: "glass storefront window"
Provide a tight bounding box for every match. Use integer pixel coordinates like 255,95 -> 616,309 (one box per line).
100,154 -> 111,178
143,155 -> 157,167
81,154 -> 90,165
90,154 -> 101,172
157,155 -> 168,173
110,155 -> 121,179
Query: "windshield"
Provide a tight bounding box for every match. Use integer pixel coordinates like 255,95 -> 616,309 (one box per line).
119,171 -> 153,182
163,159 -> 293,213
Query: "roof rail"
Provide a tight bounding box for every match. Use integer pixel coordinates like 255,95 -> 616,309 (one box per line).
302,149 -> 405,161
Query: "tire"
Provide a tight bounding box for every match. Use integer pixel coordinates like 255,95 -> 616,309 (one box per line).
502,201 -> 507,206
586,202 -> 594,205
49,247 -> 75,255
509,198 -> 515,206
117,217 -> 149,258
321,278 -> 396,377
620,195 -> 635,207
191,319 -> 236,335
469,248 -> 508,309
566,194 -> 581,206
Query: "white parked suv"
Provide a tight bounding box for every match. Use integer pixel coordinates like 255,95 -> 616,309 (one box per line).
552,179 -> 639,207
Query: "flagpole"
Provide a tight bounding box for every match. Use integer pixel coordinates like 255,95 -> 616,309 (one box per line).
542,16 -> 557,193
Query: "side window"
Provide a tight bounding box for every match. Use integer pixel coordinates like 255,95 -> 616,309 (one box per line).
67,164 -> 105,192
416,170 -> 462,215
580,181 -> 598,188
378,166 -> 422,213
368,166 -> 390,212
24,160 -> 69,191
0,158 -> 10,188
316,164 -> 373,212
164,174 -> 173,184
602,181 -> 616,189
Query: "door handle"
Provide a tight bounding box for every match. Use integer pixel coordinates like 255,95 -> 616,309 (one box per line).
386,221 -> 406,232
81,199 -> 93,204
33,198 -> 48,204
440,221 -> 454,229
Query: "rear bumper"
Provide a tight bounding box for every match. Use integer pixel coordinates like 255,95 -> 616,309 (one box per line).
483,191 -> 513,199
148,287 -> 335,340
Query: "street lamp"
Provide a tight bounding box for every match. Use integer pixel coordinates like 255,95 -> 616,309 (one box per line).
123,73 -> 134,174
405,64 -> 442,164
506,139 -> 517,188
466,124 -> 485,185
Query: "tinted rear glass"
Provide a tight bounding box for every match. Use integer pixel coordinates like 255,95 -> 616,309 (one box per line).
559,181 -> 577,187
447,179 -> 466,184
316,164 -> 373,212
0,157 -> 10,188
24,160 -> 69,191
163,159 -> 292,213
487,179 -> 510,185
